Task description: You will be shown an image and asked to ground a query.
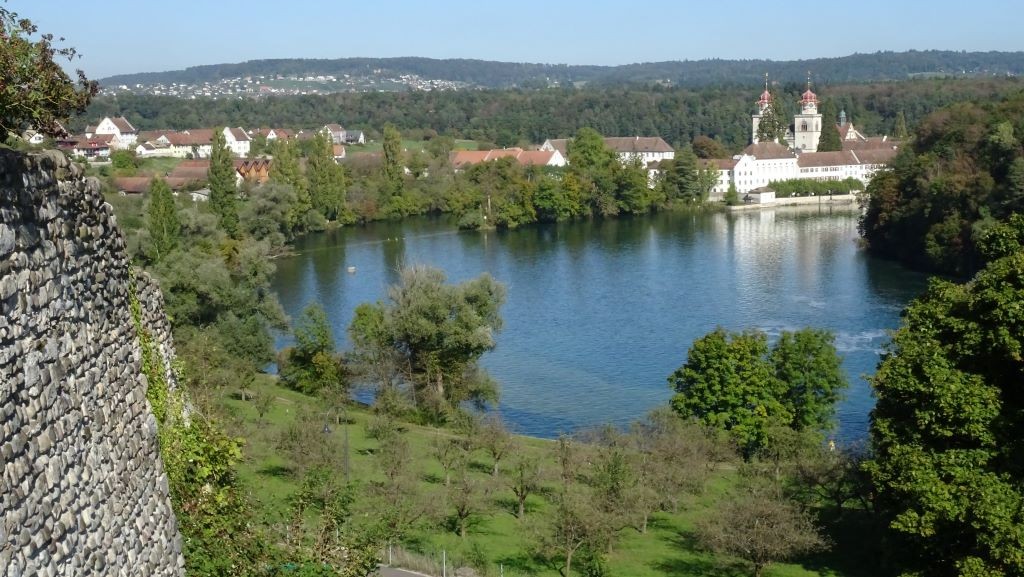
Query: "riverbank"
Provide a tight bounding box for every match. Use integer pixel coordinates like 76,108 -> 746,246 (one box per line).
727,193 -> 861,211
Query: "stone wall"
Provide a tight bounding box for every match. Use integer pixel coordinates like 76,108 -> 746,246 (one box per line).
0,150 -> 185,576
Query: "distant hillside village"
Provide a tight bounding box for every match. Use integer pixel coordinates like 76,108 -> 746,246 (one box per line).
39,78 -> 899,201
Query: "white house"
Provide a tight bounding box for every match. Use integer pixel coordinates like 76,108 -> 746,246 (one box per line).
164,129 -> 215,158
321,123 -> 345,144
541,136 -> 674,166
92,116 -> 138,150
223,127 -> 251,157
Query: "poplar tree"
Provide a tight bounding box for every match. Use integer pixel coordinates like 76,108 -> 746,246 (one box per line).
381,124 -> 404,196
893,110 -> 909,139
146,176 -> 179,262
307,131 -> 349,222
816,99 -> 843,152
209,128 -> 239,237
269,139 -> 311,232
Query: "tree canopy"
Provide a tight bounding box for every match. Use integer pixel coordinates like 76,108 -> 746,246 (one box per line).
669,327 -> 847,455
860,92 -> 1024,276
348,265 -> 506,421
867,214 -> 1024,577
0,6 -> 96,141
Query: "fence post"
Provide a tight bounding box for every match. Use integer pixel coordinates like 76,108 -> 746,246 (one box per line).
443,549 -> 447,577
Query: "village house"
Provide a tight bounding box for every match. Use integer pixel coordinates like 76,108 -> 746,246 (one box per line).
540,136 -> 675,165
67,134 -> 115,159
321,123 -> 345,144
87,116 -> 138,150
223,127 -> 251,157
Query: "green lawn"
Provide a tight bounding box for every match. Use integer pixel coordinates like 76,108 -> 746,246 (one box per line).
217,377 -> 857,577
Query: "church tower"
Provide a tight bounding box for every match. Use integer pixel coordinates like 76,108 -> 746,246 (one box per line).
751,74 -> 772,144
793,73 -> 821,152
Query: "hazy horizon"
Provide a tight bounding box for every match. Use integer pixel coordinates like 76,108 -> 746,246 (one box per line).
11,0 -> 1024,79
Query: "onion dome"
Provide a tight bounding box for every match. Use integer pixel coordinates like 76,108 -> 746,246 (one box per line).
801,88 -> 818,104
758,89 -> 772,106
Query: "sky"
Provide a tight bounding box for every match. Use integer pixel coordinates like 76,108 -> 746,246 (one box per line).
10,0 -> 1024,79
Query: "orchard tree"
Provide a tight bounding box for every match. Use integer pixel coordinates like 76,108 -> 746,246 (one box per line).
866,215 -> 1024,576
0,5 -> 97,141
697,488 -> 825,577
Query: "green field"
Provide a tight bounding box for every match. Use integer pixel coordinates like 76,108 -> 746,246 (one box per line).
215,376 -> 862,577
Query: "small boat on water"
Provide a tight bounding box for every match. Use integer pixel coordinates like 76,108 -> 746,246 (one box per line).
347,266 -> 357,274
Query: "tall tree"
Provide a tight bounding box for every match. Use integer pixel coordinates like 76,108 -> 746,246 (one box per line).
817,99 -> 842,152
893,110 -> 909,139
146,176 -> 180,262
209,127 -> 239,237
0,5 -> 97,140
381,123 -> 404,196
755,90 -> 788,145
866,215 -> 1024,576
307,131 -> 350,222
268,138 -> 313,232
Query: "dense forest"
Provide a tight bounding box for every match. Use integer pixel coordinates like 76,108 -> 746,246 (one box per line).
82,77 -> 1023,151
99,50 -> 1024,89
860,90 -> 1024,276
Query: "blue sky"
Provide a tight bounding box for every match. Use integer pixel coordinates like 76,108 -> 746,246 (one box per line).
10,0 -> 1024,79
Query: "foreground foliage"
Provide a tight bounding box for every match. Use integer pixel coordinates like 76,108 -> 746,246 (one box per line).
867,215 -> 1024,577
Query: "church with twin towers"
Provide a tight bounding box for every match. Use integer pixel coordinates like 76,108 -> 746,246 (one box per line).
702,74 -> 901,197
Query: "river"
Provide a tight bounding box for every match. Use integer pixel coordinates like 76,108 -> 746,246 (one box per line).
270,206 -> 928,441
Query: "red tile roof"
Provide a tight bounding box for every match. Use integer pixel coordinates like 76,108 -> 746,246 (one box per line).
111,117 -> 137,133
450,148 -> 560,168
227,127 -> 250,142
165,129 -> 214,146
743,142 -> 796,160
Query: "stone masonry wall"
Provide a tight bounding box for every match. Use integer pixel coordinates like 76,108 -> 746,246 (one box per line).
0,150 -> 185,576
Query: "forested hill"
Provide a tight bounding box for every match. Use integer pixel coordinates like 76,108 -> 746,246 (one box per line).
99,51 -> 1024,89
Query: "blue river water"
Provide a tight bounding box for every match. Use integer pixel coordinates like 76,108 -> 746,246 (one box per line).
270,206 -> 928,441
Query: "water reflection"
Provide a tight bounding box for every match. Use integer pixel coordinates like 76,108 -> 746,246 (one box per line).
271,207 -> 928,441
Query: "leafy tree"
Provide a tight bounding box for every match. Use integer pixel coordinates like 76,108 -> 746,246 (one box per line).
146,176 -> 180,262
670,327 -> 846,456
768,328 -> 847,432
691,135 -> 729,159
279,303 -> 345,396
724,181 -> 740,206
696,487 -> 825,577
0,5 -> 97,140
866,215 -> 1024,576
432,436 -> 470,487
669,328 -> 786,456
893,110 -> 909,139
669,145 -> 700,201
209,127 -> 239,237
445,456 -> 495,539
348,266 -> 506,419
817,99 -> 842,152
